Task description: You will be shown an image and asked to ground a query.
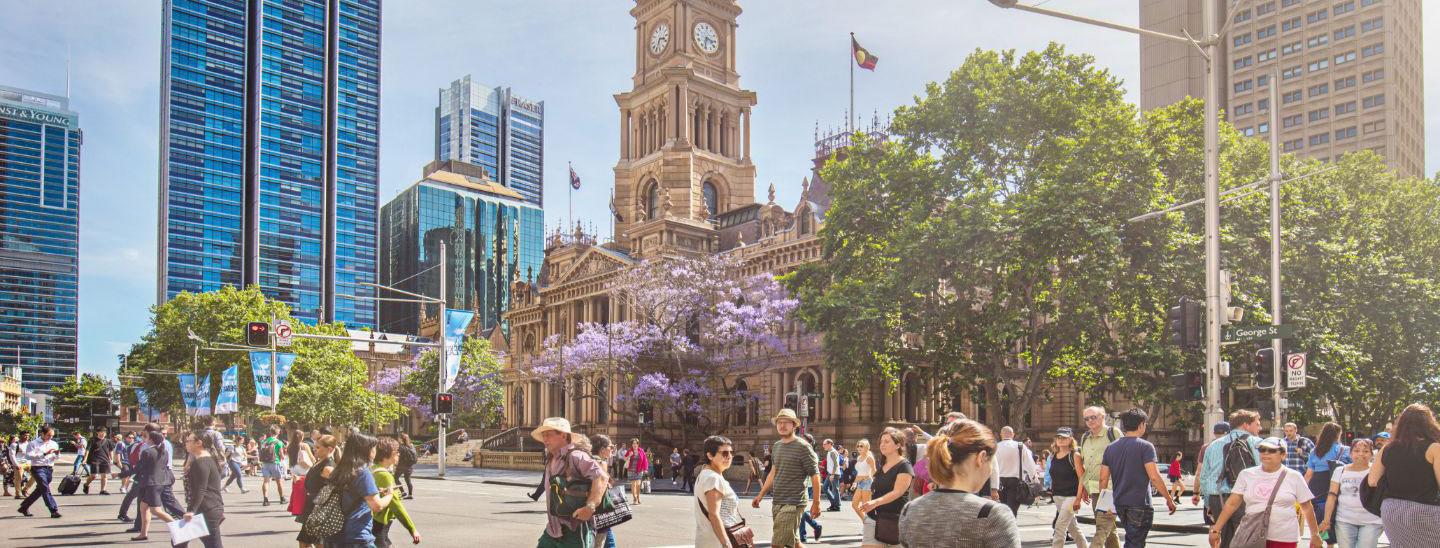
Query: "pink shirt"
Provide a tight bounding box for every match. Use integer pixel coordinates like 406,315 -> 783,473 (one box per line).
628,448 -> 648,473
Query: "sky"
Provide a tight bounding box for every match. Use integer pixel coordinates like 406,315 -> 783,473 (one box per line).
0,1 -> 1436,382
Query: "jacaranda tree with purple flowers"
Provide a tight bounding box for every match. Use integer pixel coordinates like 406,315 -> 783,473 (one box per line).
528,253 -> 798,447
372,337 -> 506,431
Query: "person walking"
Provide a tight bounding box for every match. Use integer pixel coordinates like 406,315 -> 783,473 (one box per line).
533,418 -> 607,548
796,434 -> 824,543
1209,436 -> 1322,548
822,439 -> 842,512
1319,438 -> 1383,548
1305,422 -> 1349,546
743,450 -> 763,496
858,427 -> 913,548
1078,407 -> 1124,548
851,438 -> 877,521
1197,410 -> 1262,548
371,437 -> 420,548
1049,427 -> 1087,548
670,447 -> 682,484
1097,408 -> 1177,548
1366,403 -> 1440,546
683,448 -> 700,493
16,425 -> 61,518
288,429 -> 316,517
116,428 -> 149,522
626,439 -> 647,504
899,419 -> 1019,548
222,436 -> 247,494
590,435 -> 621,548
69,430 -> 87,478
177,429 -> 225,548
115,432 -> 134,494
82,427 -> 115,494
994,426 -> 1040,516
296,435 -> 338,548
695,435 -> 745,548
1166,451 -> 1184,503
258,425 -> 287,507
751,409 -> 821,548
130,428 -> 179,541
1191,422 -> 1231,526
0,434 -> 14,498
1285,422 -> 1318,474
395,434 -> 416,499
325,433 -> 394,548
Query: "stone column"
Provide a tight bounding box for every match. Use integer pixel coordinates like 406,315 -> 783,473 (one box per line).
621,108 -> 631,159
742,107 -> 751,161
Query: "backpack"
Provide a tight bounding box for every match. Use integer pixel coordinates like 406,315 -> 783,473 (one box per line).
300,481 -> 351,540
1221,433 -> 1257,488
398,444 -> 417,468
129,441 -> 145,464
259,439 -> 277,464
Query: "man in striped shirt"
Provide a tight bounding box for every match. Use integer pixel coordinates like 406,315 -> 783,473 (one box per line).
751,409 -> 820,548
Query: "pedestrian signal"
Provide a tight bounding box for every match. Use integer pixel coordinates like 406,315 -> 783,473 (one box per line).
434,392 -> 453,414
1253,347 -> 1276,388
1169,372 -> 1205,401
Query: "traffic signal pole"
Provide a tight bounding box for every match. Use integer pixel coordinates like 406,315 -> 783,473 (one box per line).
1267,69 -> 1285,426
438,239 -> 448,479
270,313 -> 278,413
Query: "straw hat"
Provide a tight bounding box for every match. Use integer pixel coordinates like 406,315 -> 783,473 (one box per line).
771,408 -> 800,425
531,417 -> 580,443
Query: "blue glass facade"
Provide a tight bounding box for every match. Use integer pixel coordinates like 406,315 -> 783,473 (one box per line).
434,76 -> 544,207
0,87 -> 81,394
378,163 -> 544,334
158,0 -> 379,327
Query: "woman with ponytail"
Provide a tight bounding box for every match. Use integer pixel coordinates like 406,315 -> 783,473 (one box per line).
899,420 -> 1019,548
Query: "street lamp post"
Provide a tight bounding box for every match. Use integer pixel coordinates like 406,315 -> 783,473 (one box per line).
989,0 -> 1232,429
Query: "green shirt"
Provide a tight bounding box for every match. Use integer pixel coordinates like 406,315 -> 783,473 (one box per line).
371,465 -> 415,533
769,437 -> 819,506
1080,425 -> 1123,494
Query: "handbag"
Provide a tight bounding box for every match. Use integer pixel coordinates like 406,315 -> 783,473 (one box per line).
696,497 -> 755,548
1359,471 -> 1386,517
591,487 -> 633,530
873,511 -> 901,545
1230,469 -> 1288,548
1016,444 -> 1042,505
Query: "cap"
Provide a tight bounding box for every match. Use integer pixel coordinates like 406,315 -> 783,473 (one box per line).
1374,432 -> 1391,439
1258,436 -> 1287,451
1056,427 -> 1073,437
1213,421 -> 1232,435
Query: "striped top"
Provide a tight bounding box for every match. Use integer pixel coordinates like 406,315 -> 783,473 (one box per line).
769,438 -> 819,505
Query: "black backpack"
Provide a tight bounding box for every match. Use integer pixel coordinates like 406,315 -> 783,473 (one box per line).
259,439 -> 277,464
398,444 -> 417,468
1221,433 -> 1256,488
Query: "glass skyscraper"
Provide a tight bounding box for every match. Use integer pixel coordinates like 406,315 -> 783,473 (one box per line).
0,86 -> 80,394
435,76 -> 544,207
379,161 -> 543,334
156,0 -> 381,327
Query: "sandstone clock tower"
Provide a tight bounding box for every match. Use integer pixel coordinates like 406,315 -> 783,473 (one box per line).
614,0 -> 756,256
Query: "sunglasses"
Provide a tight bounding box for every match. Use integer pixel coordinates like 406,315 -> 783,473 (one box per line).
1083,415 -> 1102,421
1258,447 -> 1284,454
716,450 -> 734,457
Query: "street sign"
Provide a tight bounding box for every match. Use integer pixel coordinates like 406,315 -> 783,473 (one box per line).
1286,352 -> 1306,388
275,320 -> 293,347
1222,324 -> 1294,343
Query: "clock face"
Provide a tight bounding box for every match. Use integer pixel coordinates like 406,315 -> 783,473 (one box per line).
650,23 -> 669,55
693,21 -> 719,54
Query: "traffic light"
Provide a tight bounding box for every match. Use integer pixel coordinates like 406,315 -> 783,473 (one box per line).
246,322 -> 271,347
1256,399 -> 1275,421
1342,431 -> 1356,446
1169,372 -> 1205,401
434,392 -> 453,414
1254,347 -> 1275,388
782,393 -> 799,411
1166,297 -> 1204,348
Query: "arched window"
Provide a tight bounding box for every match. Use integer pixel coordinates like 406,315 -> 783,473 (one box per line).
646,182 -> 659,220
798,208 -> 812,235
597,379 -> 609,424
702,181 -> 718,217
734,380 -> 750,426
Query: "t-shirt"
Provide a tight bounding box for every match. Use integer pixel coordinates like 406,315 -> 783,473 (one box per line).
769,437 -> 819,506
1331,467 -> 1383,526
1306,443 -> 1350,473
1231,466 -> 1312,542
337,468 -> 380,543
1101,436 -> 1158,507
260,437 -> 284,463
693,468 -> 741,548
88,437 -> 115,464
868,458 -> 913,518
899,489 -> 1021,548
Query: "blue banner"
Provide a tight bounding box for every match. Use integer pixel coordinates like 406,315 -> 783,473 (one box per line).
443,309 -> 476,392
134,387 -> 153,420
194,373 -> 212,416
177,373 -> 197,415
214,365 -> 239,415
250,352 -> 296,406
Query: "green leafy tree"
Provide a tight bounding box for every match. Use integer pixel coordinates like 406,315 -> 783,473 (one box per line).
0,409 -> 44,436
51,373 -> 114,433
373,338 -> 505,429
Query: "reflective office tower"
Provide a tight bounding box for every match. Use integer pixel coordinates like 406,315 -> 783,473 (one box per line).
378,160 -> 543,334
156,0 -> 381,327
435,76 -> 544,206
0,86 -> 80,394
1141,0 -> 1423,177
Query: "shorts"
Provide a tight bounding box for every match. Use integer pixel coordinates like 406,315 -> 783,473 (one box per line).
862,516 -> 902,547
771,504 -> 804,548
855,478 -> 874,490
88,461 -> 111,474
262,462 -> 285,479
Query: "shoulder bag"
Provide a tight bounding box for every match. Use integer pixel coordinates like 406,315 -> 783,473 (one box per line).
548,450 -> 614,518
590,486 -> 633,530
1230,469 -> 1289,548
697,497 -> 755,548
1016,444 -> 1042,505
1359,468 -> 1387,517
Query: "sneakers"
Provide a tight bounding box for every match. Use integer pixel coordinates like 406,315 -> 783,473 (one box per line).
83,484 -> 90,494
99,490 -> 110,495
49,511 -> 61,518
17,507 -> 31,517
118,514 -> 131,522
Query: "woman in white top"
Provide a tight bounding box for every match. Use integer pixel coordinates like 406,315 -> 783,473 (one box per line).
850,438 -> 877,521
695,435 -> 744,548
1320,439 -> 1384,548
1209,436 -> 1323,548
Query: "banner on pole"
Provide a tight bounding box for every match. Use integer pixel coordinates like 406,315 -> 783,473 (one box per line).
442,309 -> 476,392
214,365 -> 239,415
250,352 -> 297,406
135,387 -> 153,420
194,373 -> 212,416
177,373 -> 197,415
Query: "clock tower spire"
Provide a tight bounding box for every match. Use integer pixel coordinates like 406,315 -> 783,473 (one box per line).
614,0 -> 756,256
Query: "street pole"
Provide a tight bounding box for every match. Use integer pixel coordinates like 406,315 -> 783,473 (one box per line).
270,313 -> 278,413
438,239 -> 448,479
849,31 -> 854,135
1268,68 -> 1285,426
1201,0 -> 1226,431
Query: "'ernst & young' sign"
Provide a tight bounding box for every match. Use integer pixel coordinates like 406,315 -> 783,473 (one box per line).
0,105 -> 76,128
509,95 -> 543,115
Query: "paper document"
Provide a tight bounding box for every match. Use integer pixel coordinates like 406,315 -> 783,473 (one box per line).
167,516 -> 211,545
1095,490 -> 1116,514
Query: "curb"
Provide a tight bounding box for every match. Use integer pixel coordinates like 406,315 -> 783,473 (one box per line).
1076,515 -> 1209,534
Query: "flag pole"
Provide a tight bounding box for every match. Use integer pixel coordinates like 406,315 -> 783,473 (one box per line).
849,32 -> 855,135
568,161 -> 573,232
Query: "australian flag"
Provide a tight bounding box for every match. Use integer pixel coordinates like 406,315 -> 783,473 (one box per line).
569,164 -> 581,190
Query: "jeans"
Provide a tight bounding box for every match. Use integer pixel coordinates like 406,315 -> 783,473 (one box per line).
822,476 -> 840,510
19,466 -> 57,513
1333,521 -> 1382,548
1116,505 -> 1154,548
797,510 -> 821,541
72,457 -> 87,476
1051,496 -> 1088,548
590,528 -> 616,548
223,461 -> 244,490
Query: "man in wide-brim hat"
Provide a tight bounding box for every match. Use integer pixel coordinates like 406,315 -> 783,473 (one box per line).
532,417 -> 607,548
750,408 -> 821,548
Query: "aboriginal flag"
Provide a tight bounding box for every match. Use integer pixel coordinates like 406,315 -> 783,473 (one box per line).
852,36 -> 878,70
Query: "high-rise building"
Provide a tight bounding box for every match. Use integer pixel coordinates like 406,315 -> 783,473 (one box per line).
435,76 -> 545,207
378,160 -> 543,335
156,0 -> 382,327
0,85 -> 80,395
1140,0 -> 1423,177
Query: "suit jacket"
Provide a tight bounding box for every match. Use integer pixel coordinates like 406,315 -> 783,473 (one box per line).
138,446 -> 175,487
